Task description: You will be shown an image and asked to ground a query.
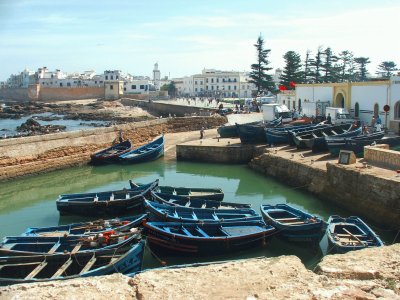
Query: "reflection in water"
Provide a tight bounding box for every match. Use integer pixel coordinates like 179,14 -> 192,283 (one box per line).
0,160 -> 395,269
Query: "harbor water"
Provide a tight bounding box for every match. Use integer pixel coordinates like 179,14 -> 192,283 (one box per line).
0,160 -> 394,269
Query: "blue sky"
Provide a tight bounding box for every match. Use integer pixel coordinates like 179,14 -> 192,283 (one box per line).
0,0 -> 399,81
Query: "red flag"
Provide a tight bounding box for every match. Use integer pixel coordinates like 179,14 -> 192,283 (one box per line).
289,81 -> 296,88
279,85 -> 287,91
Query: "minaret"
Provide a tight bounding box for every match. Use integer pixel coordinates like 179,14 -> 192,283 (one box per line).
153,63 -> 161,81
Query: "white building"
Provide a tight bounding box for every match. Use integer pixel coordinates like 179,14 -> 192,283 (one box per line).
295,77 -> 400,132
176,69 -> 256,98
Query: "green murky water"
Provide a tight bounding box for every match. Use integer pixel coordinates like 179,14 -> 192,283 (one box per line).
0,160 -> 394,269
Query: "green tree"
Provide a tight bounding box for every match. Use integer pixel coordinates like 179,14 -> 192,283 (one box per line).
303,50 -> 314,83
376,61 -> 397,78
310,47 -> 323,82
354,57 -> 370,81
337,50 -> 354,82
249,35 -> 275,95
279,51 -> 303,89
321,47 -> 338,83
160,82 -> 177,98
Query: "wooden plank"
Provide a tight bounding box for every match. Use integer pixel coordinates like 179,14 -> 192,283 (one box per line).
283,221 -> 306,225
343,228 -> 365,245
196,227 -> 210,237
51,258 -> 73,278
275,217 -> 301,221
79,254 -> 96,274
181,227 -> 193,237
25,261 -> 48,280
47,242 -> 61,254
70,242 -> 82,255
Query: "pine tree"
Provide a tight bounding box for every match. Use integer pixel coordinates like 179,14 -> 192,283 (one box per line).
321,47 -> 338,83
310,47 -> 323,83
337,50 -> 354,82
249,35 -> 275,95
303,50 -> 314,83
376,61 -> 397,78
354,57 -> 370,81
279,51 -> 303,89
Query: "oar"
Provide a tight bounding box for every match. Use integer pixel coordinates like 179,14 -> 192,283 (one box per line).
342,228 -> 365,245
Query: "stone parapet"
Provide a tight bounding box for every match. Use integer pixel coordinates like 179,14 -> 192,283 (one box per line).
364,145 -> 400,170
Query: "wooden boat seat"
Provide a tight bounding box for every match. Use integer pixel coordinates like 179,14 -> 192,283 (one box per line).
180,227 -> 193,236
25,261 -> 48,280
275,217 -> 301,221
47,242 -> 61,254
196,227 -> 210,237
163,227 -> 172,233
321,132 -> 329,137
191,213 -> 198,220
331,130 -> 338,135
80,254 -> 96,274
51,258 -> 73,278
282,221 -> 306,225
71,242 -> 82,255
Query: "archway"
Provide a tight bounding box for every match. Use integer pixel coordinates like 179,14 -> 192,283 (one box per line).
395,101 -> 400,119
373,103 -> 379,117
335,93 -> 345,108
355,102 -> 360,118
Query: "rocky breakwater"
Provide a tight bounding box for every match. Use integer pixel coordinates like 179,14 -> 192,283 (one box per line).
1,244 -> 398,299
0,116 -> 226,181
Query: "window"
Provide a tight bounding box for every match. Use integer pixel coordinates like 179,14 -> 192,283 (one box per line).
234,86 -> 236,90
206,78 -> 208,83
228,86 -> 231,90
195,81 -> 198,85
355,102 -> 360,117
293,101 -> 296,110
116,76 -> 119,80
195,88 -> 198,92
124,87 -> 126,91
211,86 -> 214,90
217,86 -> 219,90
217,78 -> 219,83
200,81 -> 203,85
95,81 -> 97,84
140,85 -> 144,89
110,85 -> 113,90
132,85 -> 136,89
111,75 -> 114,80
105,75 -> 108,80
211,78 -> 214,83
206,85 -> 208,90
59,83 -> 63,87
67,82 -> 71,87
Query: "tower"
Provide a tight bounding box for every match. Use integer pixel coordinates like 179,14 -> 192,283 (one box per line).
153,63 -> 161,81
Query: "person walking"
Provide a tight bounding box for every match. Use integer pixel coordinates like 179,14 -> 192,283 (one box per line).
326,113 -> 332,124
200,127 -> 205,139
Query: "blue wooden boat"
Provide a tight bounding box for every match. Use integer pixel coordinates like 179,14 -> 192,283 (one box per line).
265,123 -> 323,145
144,200 -> 261,223
56,180 -> 158,216
292,124 -> 355,150
90,140 -> 132,165
23,214 -> 147,237
217,121 -> 261,138
326,133 -> 400,157
326,215 -> 384,254
236,117 -> 282,144
118,135 -> 164,164
130,180 -> 224,201
151,191 -> 251,209
143,220 -> 275,255
0,240 -> 145,286
58,180 -> 158,202
260,204 -> 326,242
310,125 -> 362,152
0,230 -> 141,256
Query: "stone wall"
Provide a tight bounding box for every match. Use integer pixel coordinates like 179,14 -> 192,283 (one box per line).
121,98 -> 216,117
39,87 -> 104,101
177,144 -> 265,163
249,152 -> 400,229
364,145 -> 400,170
0,87 -> 31,102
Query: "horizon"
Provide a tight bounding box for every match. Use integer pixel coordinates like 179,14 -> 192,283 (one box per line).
0,0 -> 399,81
